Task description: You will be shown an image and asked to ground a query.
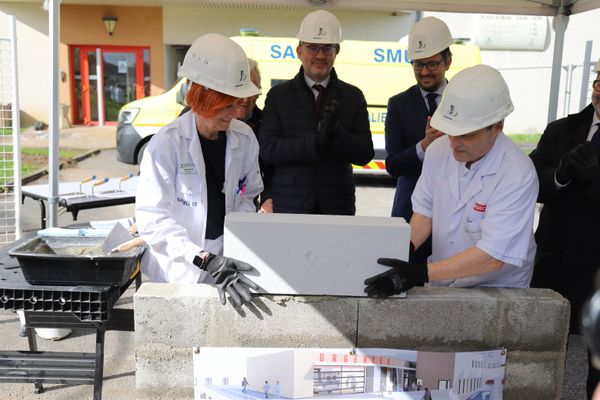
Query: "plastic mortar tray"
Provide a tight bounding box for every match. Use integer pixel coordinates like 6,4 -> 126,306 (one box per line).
7,236 -> 145,286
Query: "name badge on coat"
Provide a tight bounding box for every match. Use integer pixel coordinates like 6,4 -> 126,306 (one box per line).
179,163 -> 197,175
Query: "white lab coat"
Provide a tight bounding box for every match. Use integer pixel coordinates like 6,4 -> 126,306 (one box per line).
135,111 -> 263,283
412,133 -> 538,288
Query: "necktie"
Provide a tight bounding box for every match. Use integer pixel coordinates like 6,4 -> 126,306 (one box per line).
426,92 -> 438,117
591,123 -> 600,150
313,84 -> 325,116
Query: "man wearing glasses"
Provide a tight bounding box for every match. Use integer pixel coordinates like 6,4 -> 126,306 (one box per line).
529,59 -> 600,398
259,10 -> 373,215
384,17 -> 453,263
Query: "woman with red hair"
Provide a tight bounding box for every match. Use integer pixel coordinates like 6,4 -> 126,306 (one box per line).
135,33 -> 262,308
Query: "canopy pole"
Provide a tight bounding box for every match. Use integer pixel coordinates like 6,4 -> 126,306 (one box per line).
10,15 -> 22,240
547,3 -> 571,124
579,40 -> 593,111
48,0 -> 60,227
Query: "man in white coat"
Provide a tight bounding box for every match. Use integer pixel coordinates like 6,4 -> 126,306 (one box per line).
365,64 -> 539,296
136,33 -> 262,307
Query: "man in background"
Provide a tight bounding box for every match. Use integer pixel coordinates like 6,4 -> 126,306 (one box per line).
259,10 -> 373,215
530,58 -> 600,398
384,16 -> 453,263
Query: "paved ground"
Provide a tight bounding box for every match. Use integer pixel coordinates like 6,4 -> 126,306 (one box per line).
19,125 -> 118,151
0,126 -> 590,399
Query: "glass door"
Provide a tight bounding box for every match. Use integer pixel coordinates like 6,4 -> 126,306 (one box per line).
70,45 -> 150,125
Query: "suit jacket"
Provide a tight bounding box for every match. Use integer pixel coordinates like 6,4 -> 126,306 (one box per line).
530,104 -> 600,333
385,85 -> 430,220
259,67 -> 373,215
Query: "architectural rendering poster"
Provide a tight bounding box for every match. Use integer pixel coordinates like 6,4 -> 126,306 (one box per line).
192,346 -> 506,400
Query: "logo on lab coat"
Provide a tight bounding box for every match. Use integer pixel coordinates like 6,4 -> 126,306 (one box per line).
473,202 -> 487,212
178,163 -> 197,175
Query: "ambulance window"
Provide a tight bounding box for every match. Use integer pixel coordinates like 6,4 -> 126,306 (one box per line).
176,81 -> 188,105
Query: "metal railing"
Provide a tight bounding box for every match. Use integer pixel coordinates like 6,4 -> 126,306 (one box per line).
0,15 -> 22,243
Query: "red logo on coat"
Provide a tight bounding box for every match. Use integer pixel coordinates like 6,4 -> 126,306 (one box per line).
473,202 -> 487,212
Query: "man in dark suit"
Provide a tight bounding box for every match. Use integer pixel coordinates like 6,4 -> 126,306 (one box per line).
385,16 -> 453,262
259,10 -> 373,215
530,59 -> 600,398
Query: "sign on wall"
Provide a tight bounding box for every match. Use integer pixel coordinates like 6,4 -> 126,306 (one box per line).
474,15 -> 549,51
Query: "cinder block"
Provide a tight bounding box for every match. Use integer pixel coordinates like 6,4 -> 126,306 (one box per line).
135,345 -> 194,397
496,288 -> 570,352
503,350 -> 565,400
134,283 -> 358,349
223,212 -> 409,296
356,287 -> 569,353
358,287 -> 501,350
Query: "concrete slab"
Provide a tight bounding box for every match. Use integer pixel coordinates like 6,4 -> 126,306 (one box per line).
224,212 -> 410,296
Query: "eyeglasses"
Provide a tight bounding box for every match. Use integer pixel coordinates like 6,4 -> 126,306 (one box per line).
304,44 -> 338,56
593,79 -> 600,92
411,59 -> 445,72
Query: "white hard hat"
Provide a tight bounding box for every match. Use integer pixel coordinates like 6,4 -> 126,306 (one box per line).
297,10 -> 343,44
178,33 -> 259,98
408,16 -> 453,60
431,64 -> 514,136
595,58 -> 600,73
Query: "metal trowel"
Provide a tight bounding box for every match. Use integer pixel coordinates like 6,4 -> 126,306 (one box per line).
102,223 -> 136,255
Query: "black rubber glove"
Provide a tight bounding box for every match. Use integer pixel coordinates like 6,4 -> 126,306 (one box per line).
555,151 -> 575,185
316,100 -> 340,149
570,142 -> 600,182
364,258 -> 429,298
198,253 -> 259,307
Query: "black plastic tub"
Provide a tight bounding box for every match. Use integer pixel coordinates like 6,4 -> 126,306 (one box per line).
7,236 -> 145,286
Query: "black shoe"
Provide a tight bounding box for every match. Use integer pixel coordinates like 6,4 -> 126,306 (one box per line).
19,327 -> 28,337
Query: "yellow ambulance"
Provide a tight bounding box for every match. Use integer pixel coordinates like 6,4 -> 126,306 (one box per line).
116,36 -> 480,173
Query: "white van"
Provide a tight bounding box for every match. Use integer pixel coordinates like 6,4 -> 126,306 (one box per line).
116,36 -> 481,173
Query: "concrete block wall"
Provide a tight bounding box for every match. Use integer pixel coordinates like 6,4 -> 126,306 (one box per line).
134,284 -> 570,400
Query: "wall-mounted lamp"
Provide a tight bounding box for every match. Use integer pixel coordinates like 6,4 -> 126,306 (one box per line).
103,16 -> 117,36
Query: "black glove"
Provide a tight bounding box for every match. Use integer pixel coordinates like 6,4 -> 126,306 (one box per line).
364,258 -> 429,298
570,142 -> 600,182
196,253 -> 259,307
316,100 -> 340,149
555,151 -> 575,185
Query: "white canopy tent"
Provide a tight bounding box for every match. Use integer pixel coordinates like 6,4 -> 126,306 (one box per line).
44,0 -> 600,226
